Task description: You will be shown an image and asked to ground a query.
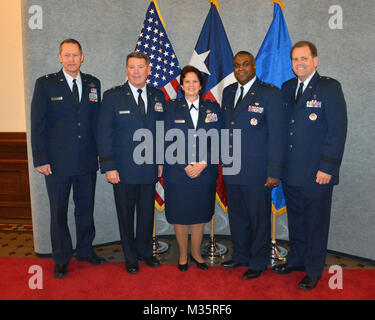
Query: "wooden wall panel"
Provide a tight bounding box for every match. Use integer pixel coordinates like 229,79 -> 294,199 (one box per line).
0,132 -> 31,219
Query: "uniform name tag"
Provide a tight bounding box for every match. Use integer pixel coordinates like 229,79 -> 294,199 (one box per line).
174,120 -> 185,123
51,96 -> 63,101
306,100 -> 322,108
119,110 -> 130,114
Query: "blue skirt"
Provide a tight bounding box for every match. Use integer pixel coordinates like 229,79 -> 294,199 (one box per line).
164,183 -> 216,225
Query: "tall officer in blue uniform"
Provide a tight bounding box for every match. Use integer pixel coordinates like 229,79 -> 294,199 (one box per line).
163,65 -> 222,272
221,51 -> 286,279
273,41 -> 348,290
31,39 -> 106,279
98,51 -> 164,274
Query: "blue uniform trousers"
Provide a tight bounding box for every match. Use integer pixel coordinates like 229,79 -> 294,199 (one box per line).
283,182 -> 334,279
45,172 -> 97,265
226,184 -> 271,271
113,183 -> 155,262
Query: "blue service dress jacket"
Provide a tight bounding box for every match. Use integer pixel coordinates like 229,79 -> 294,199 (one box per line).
98,81 -> 165,184
31,70 -> 101,176
163,98 -> 223,185
222,78 -> 286,185
281,72 -> 348,186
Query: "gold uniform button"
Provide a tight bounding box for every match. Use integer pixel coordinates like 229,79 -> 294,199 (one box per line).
78,135 -> 82,139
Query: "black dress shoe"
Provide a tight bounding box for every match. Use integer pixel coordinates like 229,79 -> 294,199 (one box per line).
190,254 -> 208,270
242,269 -> 263,280
299,276 -> 319,290
54,264 -> 68,279
177,263 -> 188,272
125,261 -> 139,274
77,254 -> 106,266
221,259 -> 246,269
272,263 -> 305,274
138,256 -> 161,268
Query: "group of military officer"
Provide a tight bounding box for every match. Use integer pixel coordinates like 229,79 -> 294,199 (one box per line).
31,38 -> 347,291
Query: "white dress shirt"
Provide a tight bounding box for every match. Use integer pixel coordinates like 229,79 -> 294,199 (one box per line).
296,71 -> 316,98
63,70 -> 82,102
128,82 -> 148,114
186,97 -> 200,129
235,76 -> 256,108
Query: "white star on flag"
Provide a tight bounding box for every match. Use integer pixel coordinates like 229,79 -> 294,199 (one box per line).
189,50 -> 211,75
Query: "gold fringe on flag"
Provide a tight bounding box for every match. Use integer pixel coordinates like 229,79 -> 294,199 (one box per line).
209,0 -> 219,11
272,0 -> 285,11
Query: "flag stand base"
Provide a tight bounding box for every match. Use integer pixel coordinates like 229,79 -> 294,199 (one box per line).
152,237 -> 169,256
270,240 -> 287,266
200,236 -> 227,264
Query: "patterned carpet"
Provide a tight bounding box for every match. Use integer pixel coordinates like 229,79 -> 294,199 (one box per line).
0,222 -> 374,270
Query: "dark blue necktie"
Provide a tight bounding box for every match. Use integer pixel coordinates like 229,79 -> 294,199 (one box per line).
295,82 -> 304,104
137,89 -> 146,116
72,79 -> 79,104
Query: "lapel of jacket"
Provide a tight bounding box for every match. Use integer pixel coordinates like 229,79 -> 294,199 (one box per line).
294,72 -> 320,111
234,78 -> 261,117
227,83 -> 237,114
196,100 -> 208,130
181,97 -> 195,129
123,81 -> 142,117
57,69 -> 77,109
80,72 -> 90,109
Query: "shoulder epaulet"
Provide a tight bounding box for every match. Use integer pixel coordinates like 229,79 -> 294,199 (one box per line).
37,72 -> 58,82
44,72 -> 58,79
262,81 -> 274,87
106,84 -> 123,92
84,73 -> 99,81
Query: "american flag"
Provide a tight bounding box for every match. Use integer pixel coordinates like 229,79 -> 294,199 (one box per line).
134,0 -> 181,101
134,1 -> 181,212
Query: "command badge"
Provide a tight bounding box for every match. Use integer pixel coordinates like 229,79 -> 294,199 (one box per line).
250,118 -> 258,126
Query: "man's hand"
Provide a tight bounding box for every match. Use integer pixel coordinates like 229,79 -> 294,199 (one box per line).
264,177 -> 280,188
36,164 -> 52,176
184,162 -> 208,179
105,170 -> 120,184
316,170 -> 332,184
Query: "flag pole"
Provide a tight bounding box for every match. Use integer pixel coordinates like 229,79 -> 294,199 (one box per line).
152,207 -> 169,256
201,215 -> 228,264
270,210 -> 286,266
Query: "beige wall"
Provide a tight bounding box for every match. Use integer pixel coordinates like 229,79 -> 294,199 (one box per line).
0,0 -> 26,132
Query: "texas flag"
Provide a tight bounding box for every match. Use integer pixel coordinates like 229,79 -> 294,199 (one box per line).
188,1 -> 236,212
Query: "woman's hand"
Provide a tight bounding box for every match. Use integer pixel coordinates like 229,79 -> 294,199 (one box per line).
184,161 -> 207,179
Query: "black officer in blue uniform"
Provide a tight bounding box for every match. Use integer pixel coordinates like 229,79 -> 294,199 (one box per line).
221,51 -> 286,280
163,65 -> 222,272
98,51 -> 164,274
31,39 -> 106,279
273,41 -> 348,290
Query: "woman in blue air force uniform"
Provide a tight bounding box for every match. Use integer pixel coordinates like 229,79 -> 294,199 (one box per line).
163,65 -> 222,271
